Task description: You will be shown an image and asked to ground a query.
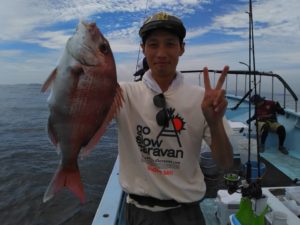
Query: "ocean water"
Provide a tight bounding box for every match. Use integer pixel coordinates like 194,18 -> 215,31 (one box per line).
0,84 -> 118,225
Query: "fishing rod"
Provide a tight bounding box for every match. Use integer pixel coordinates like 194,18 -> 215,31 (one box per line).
230,80 -> 261,111
225,0 -> 263,199
240,0 -> 265,200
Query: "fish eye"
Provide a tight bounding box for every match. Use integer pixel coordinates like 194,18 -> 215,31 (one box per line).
99,43 -> 109,54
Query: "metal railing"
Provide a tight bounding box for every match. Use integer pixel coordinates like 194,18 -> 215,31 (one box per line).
181,70 -> 298,112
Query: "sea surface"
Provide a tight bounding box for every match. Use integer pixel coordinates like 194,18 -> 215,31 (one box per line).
0,84 -> 118,225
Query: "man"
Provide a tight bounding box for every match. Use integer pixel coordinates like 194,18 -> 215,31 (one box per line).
116,12 -> 233,225
247,94 -> 288,154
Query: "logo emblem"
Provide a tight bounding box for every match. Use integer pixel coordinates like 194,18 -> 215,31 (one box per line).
156,108 -> 185,147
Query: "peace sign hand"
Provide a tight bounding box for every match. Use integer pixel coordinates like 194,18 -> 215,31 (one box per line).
201,65 -> 229,127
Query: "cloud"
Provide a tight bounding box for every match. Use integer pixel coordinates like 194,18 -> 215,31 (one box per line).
0,0 -> 207,41
211,0 -> 300,39
0,50 -> 23,58
25,30 -> 72,49
0,50 -> 60,84
186,26 -> 212,39
0,0 -> 300,86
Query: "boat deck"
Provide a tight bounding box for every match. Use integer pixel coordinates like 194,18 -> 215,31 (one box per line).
92,157 -> 300,225
226,95 -> 300,181
91,96 -> 300,225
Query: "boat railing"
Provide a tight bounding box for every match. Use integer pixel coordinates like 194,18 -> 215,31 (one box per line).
181,69 -> 298,112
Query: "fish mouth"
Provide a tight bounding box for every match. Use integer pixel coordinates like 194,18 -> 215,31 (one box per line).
81,20 -> 102,39
81,20 -> 96,28
67,21 -> 107,66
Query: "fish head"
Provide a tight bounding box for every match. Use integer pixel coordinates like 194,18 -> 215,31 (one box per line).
66,20 -> 114,67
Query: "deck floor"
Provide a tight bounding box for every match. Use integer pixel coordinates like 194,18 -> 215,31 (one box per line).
261,148 -> 300,181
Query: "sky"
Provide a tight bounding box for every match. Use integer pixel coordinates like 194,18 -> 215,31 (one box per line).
0,0 -> 300,91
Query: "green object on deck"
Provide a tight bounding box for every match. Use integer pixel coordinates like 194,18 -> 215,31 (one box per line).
235,197 -> 269,225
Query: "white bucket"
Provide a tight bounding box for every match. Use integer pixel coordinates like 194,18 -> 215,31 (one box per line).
272,211 -> 287,225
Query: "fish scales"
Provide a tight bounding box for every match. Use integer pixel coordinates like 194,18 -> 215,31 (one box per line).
41,21 -> 123,203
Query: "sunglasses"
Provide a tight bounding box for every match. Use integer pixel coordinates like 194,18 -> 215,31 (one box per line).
153,93 -> 169,127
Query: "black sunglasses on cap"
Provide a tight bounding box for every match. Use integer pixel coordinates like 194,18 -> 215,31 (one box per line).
153,93 -> 169,127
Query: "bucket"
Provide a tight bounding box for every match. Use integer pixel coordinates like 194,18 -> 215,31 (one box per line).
200,151 -> 219,177
243,161 -> 266,181
272,211 -> 287,225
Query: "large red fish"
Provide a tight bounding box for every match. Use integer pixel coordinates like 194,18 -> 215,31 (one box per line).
41,21 -> 123,203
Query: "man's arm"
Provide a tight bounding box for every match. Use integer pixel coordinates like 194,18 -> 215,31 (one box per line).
209,121 -> 233,169
201,66 -> 233,169
275,102 -> 285,115
246,113 -> 256,124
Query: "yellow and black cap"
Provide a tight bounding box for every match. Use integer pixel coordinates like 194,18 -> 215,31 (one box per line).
139,12 -> 186,41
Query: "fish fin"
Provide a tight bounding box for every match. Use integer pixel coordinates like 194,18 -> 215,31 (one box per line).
43,165 -> 86,203
41,68 -> 57,92
81,84 -> 124,156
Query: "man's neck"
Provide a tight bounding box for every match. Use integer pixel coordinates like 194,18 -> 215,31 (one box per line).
152,72 -> 177,92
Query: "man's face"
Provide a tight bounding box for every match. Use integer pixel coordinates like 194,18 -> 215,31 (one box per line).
141,30 -> 185,78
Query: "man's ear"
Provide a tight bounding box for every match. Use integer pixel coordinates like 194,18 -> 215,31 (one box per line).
141,43 -> 145,54
180,42 -> 185,56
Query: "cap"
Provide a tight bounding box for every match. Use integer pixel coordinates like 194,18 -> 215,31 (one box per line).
139,12 -> 186,40
250,94 -> 265,103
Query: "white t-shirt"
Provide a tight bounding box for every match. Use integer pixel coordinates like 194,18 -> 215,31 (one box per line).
116,71 -> 214,205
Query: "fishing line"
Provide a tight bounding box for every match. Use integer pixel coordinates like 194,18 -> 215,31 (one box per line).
134,0 -> 150,79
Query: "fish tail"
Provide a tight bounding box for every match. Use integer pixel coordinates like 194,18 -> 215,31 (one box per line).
43,166 -> 86,203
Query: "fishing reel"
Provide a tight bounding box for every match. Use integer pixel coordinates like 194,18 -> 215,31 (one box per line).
224,173 -> 240,194
224,172 -> 263,199
241,179 -> 263,199
224,160 -> 263,199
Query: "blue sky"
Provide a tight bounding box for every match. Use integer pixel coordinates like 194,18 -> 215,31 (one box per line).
0,0 -> 300,91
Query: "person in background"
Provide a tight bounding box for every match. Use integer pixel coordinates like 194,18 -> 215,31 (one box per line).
116,11 -> 233,225
247,94 -> 288,154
